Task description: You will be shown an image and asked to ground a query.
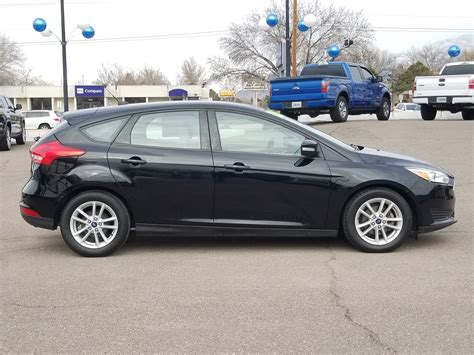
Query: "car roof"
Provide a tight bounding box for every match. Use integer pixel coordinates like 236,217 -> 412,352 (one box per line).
63,101 -> 270,125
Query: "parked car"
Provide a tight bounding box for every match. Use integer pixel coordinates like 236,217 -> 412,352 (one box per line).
394,103 -> 421,112
269,62 -> 392,122
0,94 -> 26,151
23,110 -> 62,130
413,61 -> 474,120
20,102 -> 456,256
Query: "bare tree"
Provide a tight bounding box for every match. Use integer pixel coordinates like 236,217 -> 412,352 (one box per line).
95,63 -> 169,85
404,43 -> 447,73
340,46 -> 398,80
177,57 -> 207,85
209,0 -> 374,85
0,35 -> 24,85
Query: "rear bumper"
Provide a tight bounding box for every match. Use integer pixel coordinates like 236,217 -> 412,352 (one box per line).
269,98 -> 335,111
19,202 -> 56,230
413,96 -> 474,108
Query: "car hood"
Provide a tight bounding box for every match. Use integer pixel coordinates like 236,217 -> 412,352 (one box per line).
357,147 -> 451,174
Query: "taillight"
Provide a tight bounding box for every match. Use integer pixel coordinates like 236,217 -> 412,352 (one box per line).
53,117 -> 60,121
469,79 -> 474,89
20,205 -> 41,218
30,140 -> 86,166
321,80 -> 328,93
412,80 -> 417,92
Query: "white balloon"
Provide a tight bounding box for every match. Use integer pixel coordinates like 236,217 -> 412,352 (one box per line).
303,14 -> 317,27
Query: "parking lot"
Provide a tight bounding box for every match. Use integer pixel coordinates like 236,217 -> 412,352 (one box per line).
0,118 -> 472,353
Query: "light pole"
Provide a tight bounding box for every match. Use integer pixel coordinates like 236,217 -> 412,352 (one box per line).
33,0 -> 95,112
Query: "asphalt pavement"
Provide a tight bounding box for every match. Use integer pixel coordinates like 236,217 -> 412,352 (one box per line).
1,117 -> 472,353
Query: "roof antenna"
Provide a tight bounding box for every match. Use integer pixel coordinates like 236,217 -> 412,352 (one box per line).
103,84 -> 128,105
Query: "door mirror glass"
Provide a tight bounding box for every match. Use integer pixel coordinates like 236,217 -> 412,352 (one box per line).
376,76 -> 383,83
15,103 -> 22,110
301,139 -> 319,158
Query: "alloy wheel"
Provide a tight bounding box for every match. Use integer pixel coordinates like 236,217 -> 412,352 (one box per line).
383,101 -> 390,117
70,201 -> 119,249
339,100 -> 347,118
6,128 -> 11,149
354,198 -> 403,246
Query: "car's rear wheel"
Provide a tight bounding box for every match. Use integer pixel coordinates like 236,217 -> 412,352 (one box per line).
60,191 -> 130,257
420,105 -> 437,120
15,123 -> 26,145
462,110 -> 474,120
342,188 -> 413,252
38,123 -> 51,130
330,96 -> 349,123
376,97 -> 391,121
0,126 -> 11,151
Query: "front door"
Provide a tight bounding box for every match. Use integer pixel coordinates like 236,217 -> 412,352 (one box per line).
107,110 -> 214,226
209,110 -> 331,229
359,66 -> 381,108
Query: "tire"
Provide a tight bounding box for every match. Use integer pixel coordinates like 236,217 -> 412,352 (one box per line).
330,96 -> 349,123
0,126 -> 11,151
376,97 -> 391,121
420,105 -> 436,121
15,123 -> 26,145
60,191 -> 130,257
462,110 -> 474,120
280,110 -> 299,120
38,123 -> 51,130
342,188 -> 413,253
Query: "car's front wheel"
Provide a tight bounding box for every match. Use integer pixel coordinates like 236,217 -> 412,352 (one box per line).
60,191 -> 130,257
376,97 -> 391,121
342,188 -> 413,252
15,123 -> 26,145
0,126 -> 11,151
38,123 -> 51,130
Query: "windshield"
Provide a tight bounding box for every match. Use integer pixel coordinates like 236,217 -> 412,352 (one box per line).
440,64 -> 474,75
266,111 -> 354,150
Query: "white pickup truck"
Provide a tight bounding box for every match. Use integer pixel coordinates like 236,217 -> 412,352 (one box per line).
413,61 -> 474,120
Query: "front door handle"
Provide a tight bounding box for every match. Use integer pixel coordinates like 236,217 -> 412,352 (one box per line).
224,162 -> 250,172
121,157 -> 147,166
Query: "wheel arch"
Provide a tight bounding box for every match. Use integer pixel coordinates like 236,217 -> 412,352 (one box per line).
55,186 -> 136,229
338,181 -> 418,232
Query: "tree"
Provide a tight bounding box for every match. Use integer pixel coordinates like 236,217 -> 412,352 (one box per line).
177,57 -> 207,85
95,63 -> 169,85
459,50 -> 474,61
404,43 -> 447,73
340,46 -> 397,81
209,0 -> 374,86
391,62 -> 432,94
0,35 -> 24,85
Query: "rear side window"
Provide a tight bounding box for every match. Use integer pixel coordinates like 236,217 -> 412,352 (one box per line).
301,64 -> 347,77
82,117 -> 128,143
440,64 -> 474,75
130,111 -> 201,149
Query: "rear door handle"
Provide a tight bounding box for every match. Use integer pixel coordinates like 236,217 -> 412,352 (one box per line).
224,163 -> 250,171
121,157 -> 147,166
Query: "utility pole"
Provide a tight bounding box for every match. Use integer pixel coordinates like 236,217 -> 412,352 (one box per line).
285,0 -> 291,77
60,0 -> 69,112
291,0 -> 298,77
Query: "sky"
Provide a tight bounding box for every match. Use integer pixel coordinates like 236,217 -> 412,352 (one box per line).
0,0 -> 473,87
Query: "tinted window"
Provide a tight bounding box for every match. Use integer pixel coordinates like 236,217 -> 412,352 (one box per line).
349,66 -> 362,81
131,111 -> 201,149
82,117 -> 127,143
360,67 -> 374,80
216,112 -> 305,155
301,64 -> 347,77
441,64 -> 474,75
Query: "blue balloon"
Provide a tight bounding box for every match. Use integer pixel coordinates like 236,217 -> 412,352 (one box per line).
266,14 -> 279,27
327,44 -> 341,58
448,45 -> 461,58
82,26 -> 95,39
33,18 -> 47,32
298,20 -> 309,32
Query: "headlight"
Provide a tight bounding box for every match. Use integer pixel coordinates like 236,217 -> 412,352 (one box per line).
407,168 -> 450,184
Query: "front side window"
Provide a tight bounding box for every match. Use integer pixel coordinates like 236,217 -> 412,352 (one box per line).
131,111 -> 201,149
360,67 -> 374,81
215,112 -> 305,155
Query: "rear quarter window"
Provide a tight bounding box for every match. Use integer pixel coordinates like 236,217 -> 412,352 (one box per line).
81,117 -> 128,143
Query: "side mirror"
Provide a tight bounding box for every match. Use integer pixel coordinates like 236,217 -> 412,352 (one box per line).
376,75 -> 383,83
15,103 -> 22,110
301,139 -> 319,158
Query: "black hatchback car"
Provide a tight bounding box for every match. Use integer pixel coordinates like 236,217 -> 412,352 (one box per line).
20,102 -> 456,256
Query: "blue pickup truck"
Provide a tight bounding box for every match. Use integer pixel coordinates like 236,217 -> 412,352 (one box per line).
269,62 -> 392,123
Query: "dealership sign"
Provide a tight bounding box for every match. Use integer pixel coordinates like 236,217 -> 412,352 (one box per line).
75,85 -> 105,97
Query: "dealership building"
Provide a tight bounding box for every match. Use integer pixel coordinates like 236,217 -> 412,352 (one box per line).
0,84 -> 210,111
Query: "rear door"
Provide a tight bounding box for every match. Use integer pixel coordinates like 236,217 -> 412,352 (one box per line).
209,110 -> 331,229
107,109 -> 214,226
